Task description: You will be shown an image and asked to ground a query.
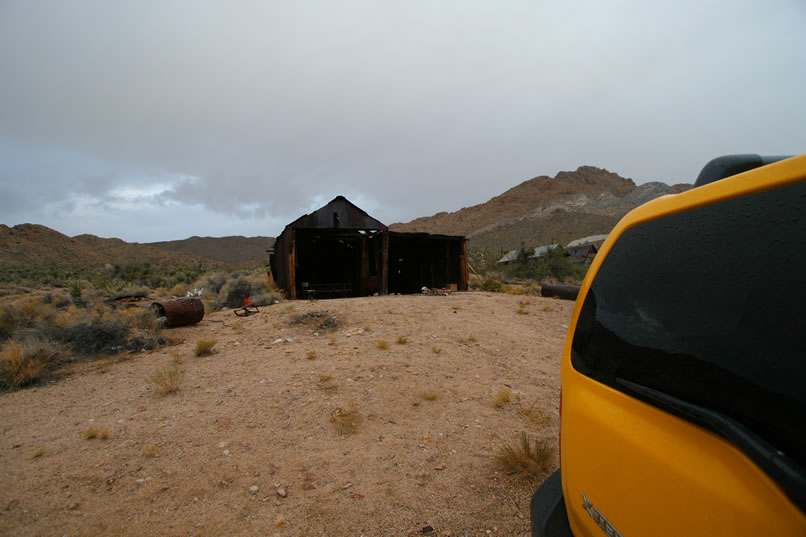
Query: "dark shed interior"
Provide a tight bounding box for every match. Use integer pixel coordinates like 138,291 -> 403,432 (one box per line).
270,196 -> 467,299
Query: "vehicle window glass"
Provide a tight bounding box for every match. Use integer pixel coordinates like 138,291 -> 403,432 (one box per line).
572,180 -> 806,472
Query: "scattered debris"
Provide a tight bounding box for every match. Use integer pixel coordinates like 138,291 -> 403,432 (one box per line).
421,286 -> 451,296
234,296 -> 260,317
150,298 -> 204,327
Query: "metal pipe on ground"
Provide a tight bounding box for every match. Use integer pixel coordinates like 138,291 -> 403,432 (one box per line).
540,284 -> 581,301
150,298 -> 205,327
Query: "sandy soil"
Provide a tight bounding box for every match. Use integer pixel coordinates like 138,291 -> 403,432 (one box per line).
0,292 -> 572,537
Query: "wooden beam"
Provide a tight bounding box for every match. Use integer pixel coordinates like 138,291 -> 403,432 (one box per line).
380,232 -> 389,295
289,229 -> 297,299
360,236 -> 368,296
460,239 -> 468,291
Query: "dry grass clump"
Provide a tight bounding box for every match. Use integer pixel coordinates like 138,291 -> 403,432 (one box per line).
495,432 -> 556,477
1,340 -> 46,387
56,317 -> 133,356
516,307 -> 529,315
542,305 -> 554,312
318,373 -> 336,390
194,338 -> 217,356
431,345 -> 442,355
517,405 -> 554,427
0,338 -> 66,388
83,427 -> 110,440
480,278 -> 502,292
376,339 -> 389,350
330,403 -> 362,434
500,284 -> 526,295
287,311 -> 342,333
420,390 -> 438,401
306,350 -> 318,360
494,389 -> 512,408
0,297 -> 58,340
31,446 -> 46,459
143,444 -> 158,457
232,321 -> 244,335
396,335 -> 408,345
116,307 -> 161,331
147,364 -> 183,395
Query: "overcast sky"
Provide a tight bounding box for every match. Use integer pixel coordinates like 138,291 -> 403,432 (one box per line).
1,1 -> 804,242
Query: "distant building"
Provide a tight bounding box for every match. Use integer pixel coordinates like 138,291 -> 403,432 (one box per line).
497,244 -> 558,265
567,244 -> 597,265
565,234 -> 608,265
270,196 -> 468,299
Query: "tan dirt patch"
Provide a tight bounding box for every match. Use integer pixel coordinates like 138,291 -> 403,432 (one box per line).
0,292 -> 572,537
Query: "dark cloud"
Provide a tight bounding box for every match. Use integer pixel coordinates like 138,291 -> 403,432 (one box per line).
1,0 -> 805,241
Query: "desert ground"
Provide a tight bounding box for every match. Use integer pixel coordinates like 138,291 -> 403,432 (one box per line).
0,291 -> 572,537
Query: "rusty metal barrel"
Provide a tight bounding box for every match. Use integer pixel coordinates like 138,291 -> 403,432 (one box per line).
540,283 -> 581,301
150,298 -> 204,327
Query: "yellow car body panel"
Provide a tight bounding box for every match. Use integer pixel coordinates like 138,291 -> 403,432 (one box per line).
560,154 -> 806,537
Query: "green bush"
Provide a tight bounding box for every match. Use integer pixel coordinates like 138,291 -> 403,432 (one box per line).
481,278 -> 503,292
503,246 -> 588,283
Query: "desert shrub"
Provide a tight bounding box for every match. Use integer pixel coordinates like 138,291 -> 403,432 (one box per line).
503,246 -> 588,283
83,427 -> 109,440
376,339 -> 389,350
517,405 -> 553,426
1,340 -> 45,387
0,298 -> 59,340
494,389 -> 512,408
0,338 -> 66,388
502,284 -> 526,295
194,338 -> 217,356
467,246 -> 499,275
494,432 -> 556,477
68,280 -> 84,301
169,283 -> 189,297
219,276 -> 253,308
396,335 -> 408,345
53,318 -> 131,356
116,307 -> 160,331
481,278 -> 502,292
420,390 -> 438,401
330,403 -> 362,434
192,271 -> 229,296
286,311 -> 341,332
147,364 -> 183,395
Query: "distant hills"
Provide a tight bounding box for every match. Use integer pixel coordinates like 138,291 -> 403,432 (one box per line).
149,236 -> 274,266
0,224 -> 273,268
1,164 -> 691,268
390,166 -> 691,252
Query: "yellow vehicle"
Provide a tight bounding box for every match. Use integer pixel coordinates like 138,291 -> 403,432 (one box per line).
530,154 -> 806,537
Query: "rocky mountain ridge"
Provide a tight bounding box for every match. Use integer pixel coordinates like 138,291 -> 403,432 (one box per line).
392,167 -> 690,252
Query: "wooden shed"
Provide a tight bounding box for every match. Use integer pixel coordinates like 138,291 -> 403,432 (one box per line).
270,196 -> 468,299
